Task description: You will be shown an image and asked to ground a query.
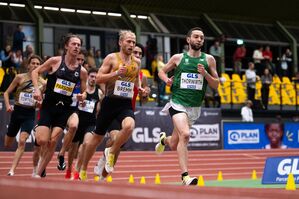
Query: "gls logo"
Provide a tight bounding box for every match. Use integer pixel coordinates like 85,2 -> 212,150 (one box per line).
61,80 -> 72,86
277,158 -> 299,175
187,73 -> 198,79
121,82 -> 131,87
132,127 -> 161,143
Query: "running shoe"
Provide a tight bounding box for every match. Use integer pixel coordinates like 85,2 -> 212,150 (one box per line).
104,148 -> 115,173
79,170 -> 87,181
7,171 -> 14,176
57,155 -> 66,171
65,169 -> 72,179
73,170 -> 79,180
182,176 -> 198,185
41,169 -> 46,178
155,132 -> 166,154
94,155 -> 106,177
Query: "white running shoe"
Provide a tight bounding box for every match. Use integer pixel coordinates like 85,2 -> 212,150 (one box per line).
94,155 -> 106,177
104,147 -> 115,173
182,176 -> 198,185
7,171 -> 14,176
155,132 -> 166,154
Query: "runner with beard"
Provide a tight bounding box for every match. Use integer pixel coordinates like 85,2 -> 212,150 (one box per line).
155,27 -> 219,185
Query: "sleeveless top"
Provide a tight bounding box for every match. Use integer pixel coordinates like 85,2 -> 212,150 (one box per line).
44,56 -> 81,106
14,73 -> 44,108
78,87 -> 101,124
171,52 -> 209,107
105,52 -> 139,98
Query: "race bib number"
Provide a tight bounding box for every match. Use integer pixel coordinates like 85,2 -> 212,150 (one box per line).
54,78 -> 76,96
180,73 -> 203,90
113,80 -> 134,98
19,92 -> 35,106
78,100 -> 95,113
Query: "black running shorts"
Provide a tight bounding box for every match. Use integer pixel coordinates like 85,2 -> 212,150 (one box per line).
95,96 -> 134,135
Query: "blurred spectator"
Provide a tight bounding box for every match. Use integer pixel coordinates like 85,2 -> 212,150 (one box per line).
86,49 -> 96,68
261,68 -> 272,110
0,44 -> 13,69
233,44 -> 246,75
204,85 -> 221,108
245,62 -> 259,103
278,48 -> 292,78
12,49 -> 23,72
264,123 -> 287,149
0,66 -> 16,93
56,48 -> 64,56
12,24 -> 26,52
263,45 -> 275,74
182,44 -> 189,53
252,46 -> 264,76
209,40 -> 222,75
145,37 -> 157,75
156,54 -> 166,100
94,49 -> 103,68
23,44 -> 34,59
241,100 -> 253,122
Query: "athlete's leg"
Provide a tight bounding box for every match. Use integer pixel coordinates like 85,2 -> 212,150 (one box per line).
110,117 -> 134,154
164,126 -> 179,151
172,112 -> 190,174
79,133 -> 104,180
58,113 -> 79,157
7,132 -> 29,175
37,127 -> 63,176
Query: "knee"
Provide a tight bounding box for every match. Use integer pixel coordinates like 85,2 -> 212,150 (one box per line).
122,123 -> 134,135
68,124 -> 78,134
18,140 -> 26,148
169,143 -> 177,151
36,138 -> 48,146
179,132 -> 190,143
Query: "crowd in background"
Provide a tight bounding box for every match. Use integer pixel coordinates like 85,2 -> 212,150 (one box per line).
0,24 -> 298,109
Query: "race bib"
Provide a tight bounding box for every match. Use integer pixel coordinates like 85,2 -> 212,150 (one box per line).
70,94 -> 78,107
180,73 -> 203,90
78,100 -> 95,113
54,78 -> 76,96
113,80 -> 134,98
19,92 -> 35,106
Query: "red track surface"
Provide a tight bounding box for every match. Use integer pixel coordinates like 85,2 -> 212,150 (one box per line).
1,149 -> 299,198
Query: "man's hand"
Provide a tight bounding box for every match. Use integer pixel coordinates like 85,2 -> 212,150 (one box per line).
198,64 -> 207,77
6,104 -> 13,113
166,76 -> 174,86
76,93 -> 86,102
116,64 -> 127,77
33,89 -> 42,102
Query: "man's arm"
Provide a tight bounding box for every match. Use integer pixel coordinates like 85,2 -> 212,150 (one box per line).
200,55 -> 219,90
77,66 -> 88,101
32,57 -> 59,101
96,54 -> 121,84
3,74 -> 21,112
158,54 -> 181,86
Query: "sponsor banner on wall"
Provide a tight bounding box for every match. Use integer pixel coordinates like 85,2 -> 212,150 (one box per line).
223,122 -> 299,149
124,107 -> 222,150
262,156 -> 299,184
0,99 -> 221,151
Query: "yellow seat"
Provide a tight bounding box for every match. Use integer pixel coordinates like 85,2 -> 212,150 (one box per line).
218,84 -> 231,104
165,85 -> 171,94
268,85 -> 280,105
141,69 -> 152,78
0,67 -> 4,87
